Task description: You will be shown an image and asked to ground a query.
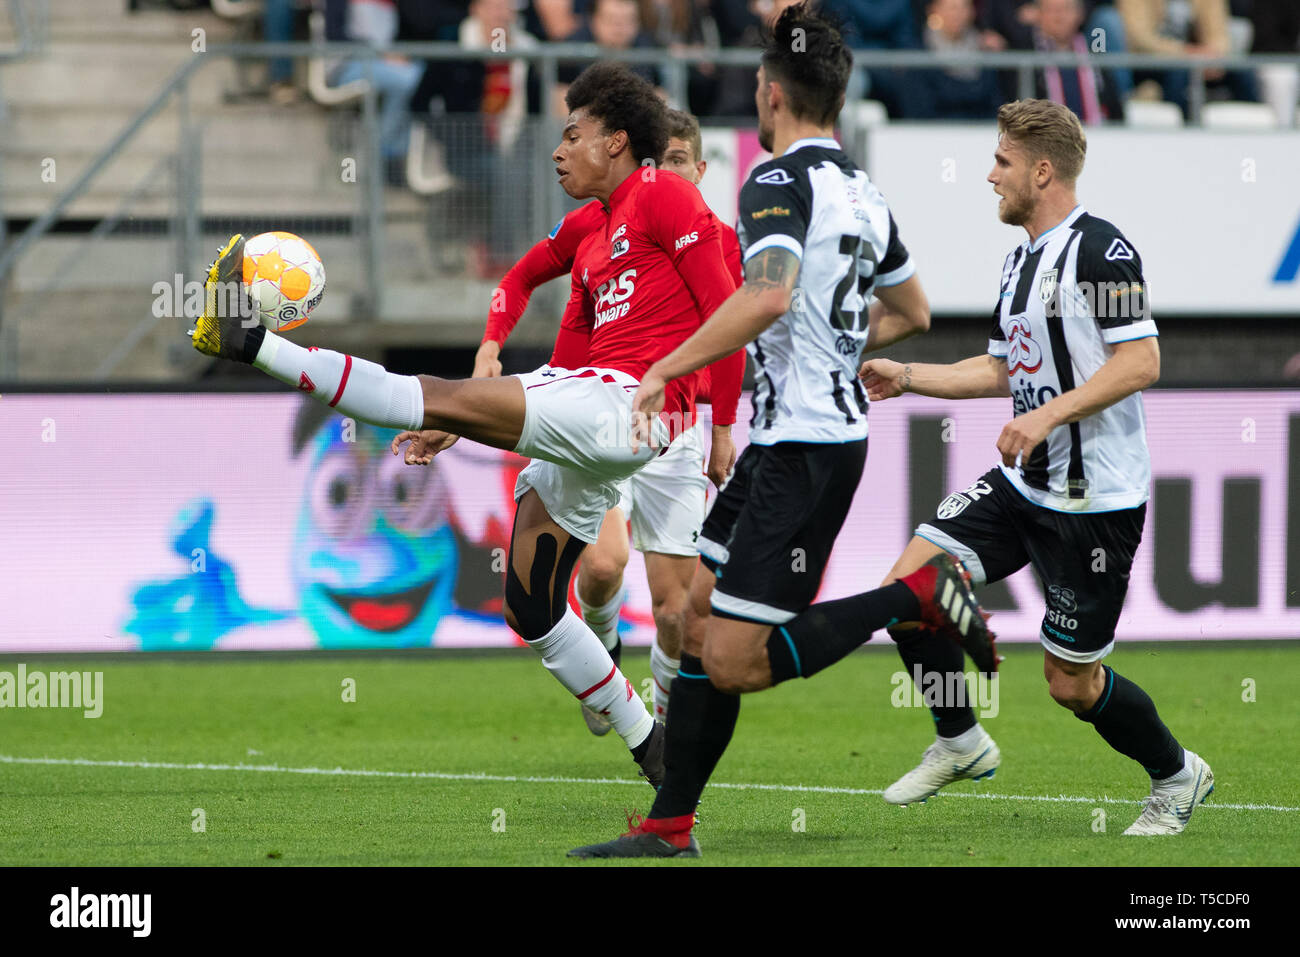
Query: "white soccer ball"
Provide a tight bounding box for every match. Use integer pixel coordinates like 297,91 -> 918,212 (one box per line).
242,231 -> 326,332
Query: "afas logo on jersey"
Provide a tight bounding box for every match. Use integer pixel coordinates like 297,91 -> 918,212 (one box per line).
755,168 -> 794,186
1006,317 -> 1043,375
594,268 -> 637,328
674,231 -> 698,252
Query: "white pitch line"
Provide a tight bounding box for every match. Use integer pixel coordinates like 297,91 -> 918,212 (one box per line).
2,754 -> 1296,814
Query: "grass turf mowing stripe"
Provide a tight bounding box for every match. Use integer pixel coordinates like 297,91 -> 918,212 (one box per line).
3,753 -> 1296,814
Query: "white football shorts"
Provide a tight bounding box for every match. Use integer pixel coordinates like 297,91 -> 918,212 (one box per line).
512,365 -> 670,543
614,422 -> 708,557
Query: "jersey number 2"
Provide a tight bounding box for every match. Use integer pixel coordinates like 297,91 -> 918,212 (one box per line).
830,234 -> 879,334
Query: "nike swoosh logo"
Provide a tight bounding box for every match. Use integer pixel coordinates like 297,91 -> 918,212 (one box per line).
954,746 -> 992,775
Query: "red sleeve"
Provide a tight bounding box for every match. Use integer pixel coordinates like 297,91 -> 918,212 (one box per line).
699,348 -> 745,427
482,201 -> 604,347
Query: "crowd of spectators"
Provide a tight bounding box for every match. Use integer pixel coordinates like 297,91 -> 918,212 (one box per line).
173,0 -> 1300,130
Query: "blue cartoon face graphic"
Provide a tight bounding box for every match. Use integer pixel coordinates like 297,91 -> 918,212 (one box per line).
293,423 -> 458,648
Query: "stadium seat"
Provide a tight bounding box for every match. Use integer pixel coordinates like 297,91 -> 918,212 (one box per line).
307,10 -> 369,106
849,99 -> 889,127
211,0 -> 264,18
1201,101 -> 1279,130
405,123 -> 457,196
1124,100 -> 1184,128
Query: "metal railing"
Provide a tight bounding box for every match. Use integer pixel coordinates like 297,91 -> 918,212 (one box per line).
1,38 -> 1297,379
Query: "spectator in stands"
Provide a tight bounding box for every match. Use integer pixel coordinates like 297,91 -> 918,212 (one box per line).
1031,0 -> 1125,121
528,0 -> 582,40
1117,0 -> 1258,114
909,0 -> 1003,118
428,0 -> 542,270
556,0 -> 665,113
333,0 -> 424,180
980,0 -> 1133,103
265,0 -> 300,104
710,0 -> 802,116
822,0 -> 922,118
641,0 -> 722,114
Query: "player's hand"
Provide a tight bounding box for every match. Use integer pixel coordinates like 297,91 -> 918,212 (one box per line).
706,424 -> 736,489
996,406 -> 1057,468
630,368 -> 667,453
859,358 -> 909,401
391,429 -> 460,465
473,341 -> 503,378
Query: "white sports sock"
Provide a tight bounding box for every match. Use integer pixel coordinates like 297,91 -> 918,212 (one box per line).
939,723 -> 985,754
254,332 -> 424,431
1154,749 -> 1194,786
649,635 -> 680,722
526,607 -> 652,750
577,587 -> 623,653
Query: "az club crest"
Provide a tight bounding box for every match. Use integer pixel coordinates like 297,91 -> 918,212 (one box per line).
1039,268 -> 1058,303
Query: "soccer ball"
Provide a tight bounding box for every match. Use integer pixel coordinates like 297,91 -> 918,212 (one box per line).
242,231 -> 326,332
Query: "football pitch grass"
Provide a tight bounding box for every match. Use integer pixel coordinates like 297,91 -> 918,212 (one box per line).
2,641 -> 1296,866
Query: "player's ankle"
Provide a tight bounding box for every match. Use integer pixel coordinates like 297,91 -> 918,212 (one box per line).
643,813 -> 695,845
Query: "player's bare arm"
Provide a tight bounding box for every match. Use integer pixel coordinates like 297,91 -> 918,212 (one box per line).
631,247 -> 800,427
860,352 -> 1011,402
996,336 -> 1159,467
863,273 -> 931,353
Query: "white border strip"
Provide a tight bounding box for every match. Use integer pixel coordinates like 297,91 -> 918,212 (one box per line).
2,754 -> 1294,813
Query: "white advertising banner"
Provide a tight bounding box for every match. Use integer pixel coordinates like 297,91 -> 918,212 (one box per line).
698,126 -> 1300,315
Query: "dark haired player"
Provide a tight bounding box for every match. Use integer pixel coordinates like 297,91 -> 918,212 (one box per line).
404,108 -> 746,735
569,4 -> 993,859
189,63 -> 737,789
861,99 -> 1212,835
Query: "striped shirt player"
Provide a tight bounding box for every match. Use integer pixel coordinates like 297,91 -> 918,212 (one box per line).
859,100 -> 1210,839
917,204 -> 1155,660
699,137 -> 917,625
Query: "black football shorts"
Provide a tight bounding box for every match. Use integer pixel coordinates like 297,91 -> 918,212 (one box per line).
916,467 -> 1146,662
699,439 -> 867,625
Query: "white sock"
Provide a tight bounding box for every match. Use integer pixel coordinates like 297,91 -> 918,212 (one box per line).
254,332 -> 424,431
1155,749 -> 1194,786
939,723 -> 985,753
577,587 -> 623,653
526,608 -> 652,750
649,635 -> 680,722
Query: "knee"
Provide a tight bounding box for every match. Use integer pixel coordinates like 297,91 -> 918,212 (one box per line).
651,591 -> 688,642
1045,667 -> 1099,714
580,548 -> 627,593
701,644 -> 764,695
503,578 -> 556,643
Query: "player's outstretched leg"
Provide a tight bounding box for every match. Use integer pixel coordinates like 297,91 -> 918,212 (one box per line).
1049,656 -> 1213,835
190,235 -> 524,451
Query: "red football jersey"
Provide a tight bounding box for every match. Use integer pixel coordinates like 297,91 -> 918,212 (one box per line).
568,170 -> 737,436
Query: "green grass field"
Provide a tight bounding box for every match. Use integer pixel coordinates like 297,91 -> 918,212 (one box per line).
2,641 -> 1296,866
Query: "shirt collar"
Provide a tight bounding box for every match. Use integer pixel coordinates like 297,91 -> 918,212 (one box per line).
783,137 -> 841,156
1028,204 -> 1085,252
605,169 -> 640,215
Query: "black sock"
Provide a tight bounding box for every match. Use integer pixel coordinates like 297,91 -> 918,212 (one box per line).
239,323 -> 266,364
649,654 -> 740,819
891,626 -> 977,738
765,582 -> 920,685
1077,666 -> 1184,778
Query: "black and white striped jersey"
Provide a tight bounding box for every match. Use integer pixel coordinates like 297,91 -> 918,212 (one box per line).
989,205 -> 1157,512
737,137 -> 914,445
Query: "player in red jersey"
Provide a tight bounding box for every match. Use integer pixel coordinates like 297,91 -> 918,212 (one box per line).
189,63 -> 737,787
406,109 -> 744,736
